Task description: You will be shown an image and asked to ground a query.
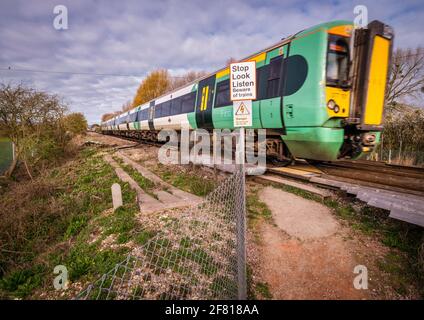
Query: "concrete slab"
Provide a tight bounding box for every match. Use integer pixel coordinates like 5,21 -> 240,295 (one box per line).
259,186 -> 339,240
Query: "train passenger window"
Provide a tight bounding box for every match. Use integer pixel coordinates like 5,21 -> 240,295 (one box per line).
130,112 -> 137,122
181,92 -> 196,113
214,80 -> 231,108
257,65 -> 270,100
155,104 -> 162,118
267,56 -> 283,98
137,109 -> 146,121
162,101 -> 171,117
171,98 -> 182,115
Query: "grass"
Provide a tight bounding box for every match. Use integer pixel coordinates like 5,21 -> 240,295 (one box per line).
255,282 -> 273,299
0,146 -> 145,299
112,155 -> 157,198
246,186 -> 273,231
134,230 -> 158,246
158,165 -> 216,197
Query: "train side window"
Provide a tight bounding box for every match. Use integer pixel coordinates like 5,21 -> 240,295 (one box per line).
214,80 -> 231,108
155,104 -> 162,118
138,109 -> 147,121
143,109 -> 149,120
181,92 -> 196,113
267,56 -> 283,98
130,112 -> 137,122
162,101 -> 171,117
257,65 -> 270,100
171,98 -> 182,115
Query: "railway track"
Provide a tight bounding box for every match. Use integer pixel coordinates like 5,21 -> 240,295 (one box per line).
267,160 -> 424,227
316,160 -> 424,194
99,132 -> 424,227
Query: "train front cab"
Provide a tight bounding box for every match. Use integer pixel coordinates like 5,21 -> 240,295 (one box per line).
327,21 -> 393,160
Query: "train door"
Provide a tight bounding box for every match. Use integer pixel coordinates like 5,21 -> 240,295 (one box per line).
148,101 -> 155,130
195,75 -> 215,129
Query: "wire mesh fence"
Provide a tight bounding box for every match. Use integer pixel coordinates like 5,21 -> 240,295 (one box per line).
370,148 -> 424,166
76,166 -> 246,300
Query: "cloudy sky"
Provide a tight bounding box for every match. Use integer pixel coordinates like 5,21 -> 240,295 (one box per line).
1,0 -> 423,124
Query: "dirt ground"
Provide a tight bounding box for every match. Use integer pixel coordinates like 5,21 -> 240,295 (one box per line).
252,186 -> 366,299
248,185 -> 417,300
82,131 -> 137,147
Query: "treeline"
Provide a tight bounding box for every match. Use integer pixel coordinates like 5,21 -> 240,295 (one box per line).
378,47 -> 424,165
378,106 -> 424,165
0,83 -> 88,179
101,69 -> 207,121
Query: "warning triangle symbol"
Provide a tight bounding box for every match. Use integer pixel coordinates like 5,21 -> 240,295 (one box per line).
235,102 -> 250,115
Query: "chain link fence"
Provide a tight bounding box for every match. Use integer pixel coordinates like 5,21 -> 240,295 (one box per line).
370,148 -> 424,166
76,166 -> 246,300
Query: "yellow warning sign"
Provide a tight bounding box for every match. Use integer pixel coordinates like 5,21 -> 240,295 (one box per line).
235,101 -> 250,115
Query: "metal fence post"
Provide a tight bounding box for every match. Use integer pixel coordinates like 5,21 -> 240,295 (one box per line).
236,128 -> 247,300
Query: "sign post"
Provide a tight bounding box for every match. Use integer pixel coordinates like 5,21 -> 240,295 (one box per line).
230,60 -> 256,300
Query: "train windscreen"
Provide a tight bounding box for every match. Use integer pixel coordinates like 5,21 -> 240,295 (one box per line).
326,34 -> 350,88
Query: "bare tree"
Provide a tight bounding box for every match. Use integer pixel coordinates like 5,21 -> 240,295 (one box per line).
226,57 -> 238,66
169,70 -> 208,90
101,111 -> 121,122
386,47 -> 424,110
121,100 -> 133,112
0,83 -> 68,178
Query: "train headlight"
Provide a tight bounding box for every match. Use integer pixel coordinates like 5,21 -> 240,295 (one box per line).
363,133 -> 376,145
333,105 -> 340,113
327,99 -> 336,110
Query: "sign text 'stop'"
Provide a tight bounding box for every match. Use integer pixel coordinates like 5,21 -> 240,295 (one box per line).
230,61 -> 256,101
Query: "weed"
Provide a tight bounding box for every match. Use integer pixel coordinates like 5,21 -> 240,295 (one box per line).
159,168 -> 215,196
112,156 -> 156,197
246,187 -> 272,227
255,282 -> 273,299
135,230 -> 158,246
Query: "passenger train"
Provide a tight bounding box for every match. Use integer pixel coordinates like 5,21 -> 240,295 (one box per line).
101,20 -> 393,162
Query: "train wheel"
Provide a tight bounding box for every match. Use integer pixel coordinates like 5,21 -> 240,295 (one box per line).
269,155 -> 294,167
